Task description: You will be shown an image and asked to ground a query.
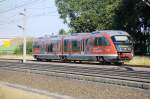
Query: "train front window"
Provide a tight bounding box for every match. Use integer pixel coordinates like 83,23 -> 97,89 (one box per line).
112,36 -> 133,52
112,36 -> 132,44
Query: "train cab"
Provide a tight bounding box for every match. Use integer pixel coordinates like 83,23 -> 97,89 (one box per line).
92,31 -> 134,64
111,35 -> 133,60
106,31 -> 134,63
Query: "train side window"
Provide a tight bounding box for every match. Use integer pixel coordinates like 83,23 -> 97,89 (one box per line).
72,40 -> 80,52
94,37 -> 102,46
33,44 -> 40,48
86,38 -> 92,46
94,37 -> 109,46
102,37 -> 110,46
48,44 -> 53,52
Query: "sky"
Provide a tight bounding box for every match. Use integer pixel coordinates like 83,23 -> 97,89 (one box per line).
0,0 -> 69,38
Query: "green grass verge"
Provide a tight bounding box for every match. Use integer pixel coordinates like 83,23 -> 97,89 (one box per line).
125,56 -> 150,66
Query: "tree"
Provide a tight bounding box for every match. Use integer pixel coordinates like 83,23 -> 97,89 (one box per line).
55,0 -> 150,33
143,0 -> 150,6
59,28 -> 66,35
55,0 -> 121,32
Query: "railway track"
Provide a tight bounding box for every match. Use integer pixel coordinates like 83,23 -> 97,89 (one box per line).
0,61 -> 150,90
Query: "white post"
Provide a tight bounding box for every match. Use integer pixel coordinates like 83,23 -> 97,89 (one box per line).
21,9 -> 27,63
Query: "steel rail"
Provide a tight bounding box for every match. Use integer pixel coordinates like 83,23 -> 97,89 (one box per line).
0,61 -> 150,75
0,61 -> 150,90
0,61 -> 150,79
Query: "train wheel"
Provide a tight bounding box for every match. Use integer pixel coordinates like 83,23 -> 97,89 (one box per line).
79,60 -> 82,63
114,62 -> 123,66
105,62 -> 111,65
46,59 -> 51,62
60,57 -> 68,63
98,56 -> 111,65
100,61 -> 111,65
36,58 -> 42,61
99,56 -> 106,64
60,56 -> 65,62
73,60 -> 76,63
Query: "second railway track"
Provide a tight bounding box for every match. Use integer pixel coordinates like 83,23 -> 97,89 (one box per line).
0,61 -> 150,90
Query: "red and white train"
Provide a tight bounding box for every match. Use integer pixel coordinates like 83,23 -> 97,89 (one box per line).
33,30 -> 133,65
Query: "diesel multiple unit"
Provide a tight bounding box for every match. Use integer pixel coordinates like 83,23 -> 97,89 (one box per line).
33,30 -> 133,64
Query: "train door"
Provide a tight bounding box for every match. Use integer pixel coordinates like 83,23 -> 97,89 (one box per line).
81,39 -> 85,55
40,40 -> 46,54
60,38 -> 64,55
84,38 -> 92,54
57,39 -> 61,55
52,40 -> 59,55
63,39 -> 71,54
45,39 -> 49,54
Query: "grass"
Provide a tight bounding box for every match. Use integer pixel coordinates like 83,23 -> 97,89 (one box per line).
0,54 -> 34,60
0,45 -> 17,51
125,56 -> 150,66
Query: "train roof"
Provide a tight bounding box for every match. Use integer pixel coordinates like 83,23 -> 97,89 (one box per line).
92,30 -> 130,36
68,30 -> 130,38
34,30 -> 130,42
34,35 -> 64,41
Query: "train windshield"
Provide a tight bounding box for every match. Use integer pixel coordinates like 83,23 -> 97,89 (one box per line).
111,35 -> 133,52
111,36 -> 132,44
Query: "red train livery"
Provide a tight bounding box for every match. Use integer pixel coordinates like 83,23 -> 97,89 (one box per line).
33,30 -> 133,64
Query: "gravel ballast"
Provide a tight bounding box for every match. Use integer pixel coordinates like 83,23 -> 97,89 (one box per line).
0,69 -> 149,99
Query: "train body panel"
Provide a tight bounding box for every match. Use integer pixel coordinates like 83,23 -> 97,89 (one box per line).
33,30 -> 133,64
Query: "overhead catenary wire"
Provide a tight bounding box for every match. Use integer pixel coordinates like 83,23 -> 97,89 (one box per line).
0,0 -> 58,25
27,6 -> 55,10
0,18 -> 21,26
0,0 -> 6,3
0,12 -> 58,27
0,0 -> 60,31
0,10 -> 58,24
0,0 -> 58,24
0,13 -> 19,22
0,0 -> 43,14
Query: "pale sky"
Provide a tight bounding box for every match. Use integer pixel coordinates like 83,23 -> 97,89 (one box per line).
0,0 -> 69,38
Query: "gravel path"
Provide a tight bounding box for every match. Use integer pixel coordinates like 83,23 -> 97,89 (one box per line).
0,69 -> 149,99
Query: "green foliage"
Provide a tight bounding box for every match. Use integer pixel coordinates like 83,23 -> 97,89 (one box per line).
55,0 -> 121,32
113,0 -> 150,34
14,46 -> 22,55
14,41 -> 33,55
59,28 -> 66,35
55,0 -> 149,32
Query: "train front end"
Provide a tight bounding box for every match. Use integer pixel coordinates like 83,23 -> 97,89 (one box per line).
111,34 -> 134,62
112,35 -> 133,61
